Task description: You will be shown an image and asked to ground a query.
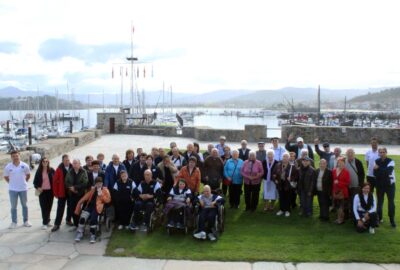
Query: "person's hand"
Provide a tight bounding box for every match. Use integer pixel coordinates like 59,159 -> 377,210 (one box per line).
186,198 -> 191,204
288,133 -> 294,141
211,201 -> 217,207
167,197 -> 172,201
334,180 -> 339,184
364,213 -> 370,221
374,164 -> 379,170
226,177 -> 232,182
357,220 -> 364,228
139,194 -> 145,200
69,186 -> 76,193
97,188 -> 102,196
314,138 -> 320,145
37,187 -> 43,193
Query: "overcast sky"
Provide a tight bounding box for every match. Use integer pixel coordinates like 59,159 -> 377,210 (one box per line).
0,0 -> 400,94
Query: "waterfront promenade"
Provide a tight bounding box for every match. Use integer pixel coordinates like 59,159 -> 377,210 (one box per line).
0,134 -> 399,270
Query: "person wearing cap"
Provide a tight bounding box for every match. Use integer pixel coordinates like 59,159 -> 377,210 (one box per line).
314,138 -> 335,170
113,170 -> 136,230
298,156 -> 315,217
256,142 -> 266,162
332,157 -> 351,224
285,134 -> 314,160
74,176 -> 111,243
270,137 -> 286,162
87,160 -> 105,190
238,140 -> 251,161
176,156 -> 201,194
262,150 -> 279,211
296,149 -> 315,169
215,136 -> 228,156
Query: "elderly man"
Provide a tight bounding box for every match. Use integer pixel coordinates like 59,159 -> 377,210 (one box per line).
346,148 -> 365,216
256,142 -> 267,162
203,148 -> 224,192
330,147 -> 342,169
157,155 -> 178,198
105,154 -> 127,190
203,144 -> 214,160
65,159 -> 88,227
129,152 -> 147,186
215,136 -> 228,156
4,150 -> 31,229
183,143 -> 201,167
238,140 -> 251,161
154,148 -> 166,166
298,157 -> 315,217
285,134 -> 314,160
131,169 -> 162,232
170,147 -> 185,170
270,137 -> 286,162
296,149 -> 315,169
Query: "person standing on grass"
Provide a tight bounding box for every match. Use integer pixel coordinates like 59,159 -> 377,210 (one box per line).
203,148 -> 224,192
223,150 -> 244,209
240,151 -> 264,212
345,148 -> 365,218
353,183 -> 378,234
298,157 -> 315,217
52,154 -> 73,232
276,153 -> 297,217
3,150 -> 31,229
262,150 -> 279,212
65,159 -> 88,227
374,147 -> 396,228
365,137 -> 379,193
314,159 -> 332,221
221,145 -> 232,196
113,170 -> 135,230
332,157 -> 351,224
33,157 -> 55,230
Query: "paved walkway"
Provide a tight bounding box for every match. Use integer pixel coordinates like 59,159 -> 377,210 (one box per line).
0,134 -> 399,270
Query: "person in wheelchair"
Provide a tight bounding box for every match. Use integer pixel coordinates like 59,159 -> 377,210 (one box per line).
74,176 -> 111,243
113,170 -> 136,230
164,179 -> 192,229
131,169 -> 162,232
193,185 -> 224,241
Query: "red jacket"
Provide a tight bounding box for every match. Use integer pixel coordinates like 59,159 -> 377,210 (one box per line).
332,167 -> 350,199
53,164 -> 68,198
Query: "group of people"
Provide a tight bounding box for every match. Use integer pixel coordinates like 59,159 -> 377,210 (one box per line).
2,135 -> 396,244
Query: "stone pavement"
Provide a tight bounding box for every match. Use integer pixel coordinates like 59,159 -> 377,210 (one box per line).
0,134 -> 399,270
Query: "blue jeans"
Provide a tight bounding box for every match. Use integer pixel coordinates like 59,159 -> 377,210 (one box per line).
9,190 -> 28,223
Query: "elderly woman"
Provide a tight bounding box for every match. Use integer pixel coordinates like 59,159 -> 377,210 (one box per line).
276,153 -> 297,217
223,150 -> 244,209
263,150 -> 279,212
314,159 -> 333,221
353,182 -> 377,234
332,157 -> 351,224
203,148 -> 224,192
240,151 -> 264,212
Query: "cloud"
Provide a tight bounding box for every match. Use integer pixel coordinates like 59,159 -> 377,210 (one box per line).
38,37 -> 130,63
0,42 -> 20,54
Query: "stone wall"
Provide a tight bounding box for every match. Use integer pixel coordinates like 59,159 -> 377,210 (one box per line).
27,138 -> 76,159
62,130 -> 97,146
281,125 -> 400,145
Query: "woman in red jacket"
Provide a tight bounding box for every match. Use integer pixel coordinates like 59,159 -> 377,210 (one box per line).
332,157 -> 350,224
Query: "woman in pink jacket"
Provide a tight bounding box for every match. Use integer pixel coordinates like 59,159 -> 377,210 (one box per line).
240,151 -> 264,212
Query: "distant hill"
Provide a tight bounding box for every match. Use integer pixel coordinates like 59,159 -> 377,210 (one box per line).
350,87 -> 400,103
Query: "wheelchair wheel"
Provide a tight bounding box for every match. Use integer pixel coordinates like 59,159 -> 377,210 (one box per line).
184,226 -> 188,235
218,205 -> 225,233
167,227 -> 171,236
105,217 -> 112,232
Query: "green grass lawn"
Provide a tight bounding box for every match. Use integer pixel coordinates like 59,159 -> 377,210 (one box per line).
106,155 -> 400,263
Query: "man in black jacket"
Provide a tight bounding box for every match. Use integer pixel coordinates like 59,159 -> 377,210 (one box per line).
285,134 -> 314,160
314,139 -> 334,169
129,153 -> 147,186
238,140 -> 250,161
87,160 -> 105,189
345,148 -> 365,217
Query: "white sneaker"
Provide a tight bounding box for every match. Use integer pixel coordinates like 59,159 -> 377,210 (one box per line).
276,210 -> 284,216
90,234 -> 96,244
125,226 -> 130,230
193,231 -> 206,240
369,227 -> 375,234
75,231 -> 83,242
41,225 -> 48,230
285,211 -> 291,217
9,222 -> 17,229
23,221 -> 32,227
207,233 -> 217,241
118,225 -> 123,230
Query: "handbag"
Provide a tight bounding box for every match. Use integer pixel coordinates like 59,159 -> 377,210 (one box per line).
35,189 -> 42,197
333,190 -> 344,200
224,161 -> 239,186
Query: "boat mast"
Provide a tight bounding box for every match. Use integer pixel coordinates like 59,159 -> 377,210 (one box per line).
162,81 -> 165,115
317,85 -> 321,126
170,85 -> 173,113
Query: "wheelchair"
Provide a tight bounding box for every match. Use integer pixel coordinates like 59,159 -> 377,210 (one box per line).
75,205 -> 111,242
129,198 -> 163,233
165,202 -> 194,235
193,199 -> 225,239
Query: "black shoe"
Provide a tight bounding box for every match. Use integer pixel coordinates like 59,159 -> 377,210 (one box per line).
176,222 -> 184,229
66,221 -> 73,226
51,225 -> 60,232
390,220 -> 397,228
